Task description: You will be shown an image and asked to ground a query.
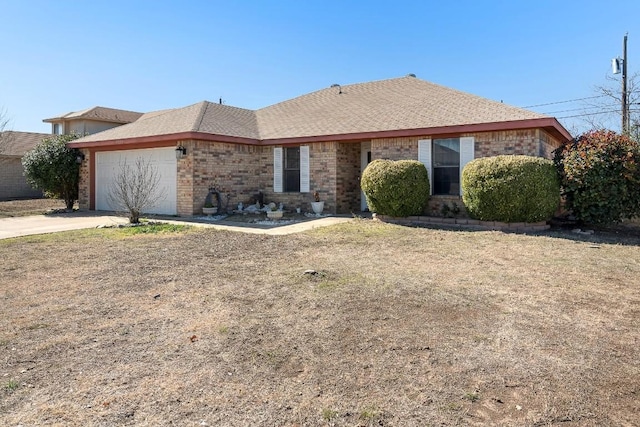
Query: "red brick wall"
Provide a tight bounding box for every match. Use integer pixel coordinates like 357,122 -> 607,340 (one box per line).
177,140 -> 267,215
78,149 -> 90,209
336,142 -> 361,213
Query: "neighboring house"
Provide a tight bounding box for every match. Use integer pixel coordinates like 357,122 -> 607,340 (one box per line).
43,106 -> 143,136
0,131 -> 48,199
68,76 -> 572,216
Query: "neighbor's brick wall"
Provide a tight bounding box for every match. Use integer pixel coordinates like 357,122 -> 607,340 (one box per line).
0,157 -> 42,200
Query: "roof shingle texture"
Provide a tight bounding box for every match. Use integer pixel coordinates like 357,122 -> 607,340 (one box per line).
44,106 -> 143,124
72,77 -> 549,144
0,131 -> 49,156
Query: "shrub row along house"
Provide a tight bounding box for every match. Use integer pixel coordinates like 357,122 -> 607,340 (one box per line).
68,75 -> 572,216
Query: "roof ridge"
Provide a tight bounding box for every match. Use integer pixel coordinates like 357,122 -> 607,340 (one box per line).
193,101 -> 210,132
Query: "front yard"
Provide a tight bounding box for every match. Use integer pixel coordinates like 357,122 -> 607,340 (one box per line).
1,221 -> 638,426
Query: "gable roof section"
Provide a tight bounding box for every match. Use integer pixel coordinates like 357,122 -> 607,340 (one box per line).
43,106 -> 143,124
69,76 -> 571,147
0,131 -> 49,157
73,102 -> 259,145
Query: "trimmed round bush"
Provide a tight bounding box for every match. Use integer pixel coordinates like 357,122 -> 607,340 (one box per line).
361,159 -> 429,217
462,155 -> 559,223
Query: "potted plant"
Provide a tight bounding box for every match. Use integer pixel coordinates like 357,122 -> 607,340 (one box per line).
266,204 -> 283,219
311,191 -> 324,214
202,201 -> 218,216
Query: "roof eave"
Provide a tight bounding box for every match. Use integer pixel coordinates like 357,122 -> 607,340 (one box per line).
68,131 -> 260,148
67,118 -> 572,149
261,118 -> 573,145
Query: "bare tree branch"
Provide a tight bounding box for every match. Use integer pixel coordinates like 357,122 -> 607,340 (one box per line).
0,107 -> 13,154
580,72 -> 640,135
107,157 -> 167,223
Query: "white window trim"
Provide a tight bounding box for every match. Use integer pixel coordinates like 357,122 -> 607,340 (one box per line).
273,146 -> 310,193
418,137 -> 474,196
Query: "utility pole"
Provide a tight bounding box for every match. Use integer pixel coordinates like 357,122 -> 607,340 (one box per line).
622,33 -> 629,135
613,33 -> 630,134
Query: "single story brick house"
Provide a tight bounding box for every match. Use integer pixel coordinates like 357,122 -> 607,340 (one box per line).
68,75 -> 571,216
0,131 -> 48,200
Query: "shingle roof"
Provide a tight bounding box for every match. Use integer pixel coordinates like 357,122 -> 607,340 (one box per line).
70,76 -> 565,145
256,76 -> 548,140
0,131 -> 49,156
43,106 -> 143,124
74,102 -> 259,143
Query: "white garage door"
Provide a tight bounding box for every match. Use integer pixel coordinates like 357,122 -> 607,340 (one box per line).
95,147 -> 177,215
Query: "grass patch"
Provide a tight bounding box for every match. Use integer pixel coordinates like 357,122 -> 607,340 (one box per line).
110,222 -> 192,236
5,380 -> 19,392
322,408 -> 339,421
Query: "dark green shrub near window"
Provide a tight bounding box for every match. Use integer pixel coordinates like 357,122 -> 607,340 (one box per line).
361,159 -> 429,217
553,129 -> 640,225
462,155 -> 559,223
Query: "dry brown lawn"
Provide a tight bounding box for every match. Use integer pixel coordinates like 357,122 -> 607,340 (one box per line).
1,220 -> 639,426
0,198 -> 72,217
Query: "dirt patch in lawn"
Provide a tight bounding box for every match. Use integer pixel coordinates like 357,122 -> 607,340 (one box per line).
1,221 -> 639,426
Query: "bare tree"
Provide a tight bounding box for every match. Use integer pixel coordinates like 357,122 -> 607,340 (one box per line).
580,72 -> 640,137
107,157 -> 167,223
0,107 -> 13,154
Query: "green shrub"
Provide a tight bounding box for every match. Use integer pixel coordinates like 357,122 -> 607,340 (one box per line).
361,159 -> 429,217
554,129 -> 640,225
22,133 -> 81,210
462,155 -> 559,222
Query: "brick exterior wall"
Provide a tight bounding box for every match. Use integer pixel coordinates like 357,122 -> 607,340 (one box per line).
261,142 -> 339,214
176,140 -> 268,216
370,129 -> 563,216
79,127 -> 565,217
77,149 -> 90,209
336,142 -> 361,213
0,157 -> 42,200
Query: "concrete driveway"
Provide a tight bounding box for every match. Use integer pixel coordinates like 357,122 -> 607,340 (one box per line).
0,212 -> 129,240
0,212 -> 353,240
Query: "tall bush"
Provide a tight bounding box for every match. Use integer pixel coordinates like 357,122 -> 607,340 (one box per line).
462,155 -> 559,223
553,129 -> 640,224
361,159 -> 429,217
22,134 -> 81,209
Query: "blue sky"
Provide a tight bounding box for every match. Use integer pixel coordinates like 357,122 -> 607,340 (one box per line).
1,0 -> 638,135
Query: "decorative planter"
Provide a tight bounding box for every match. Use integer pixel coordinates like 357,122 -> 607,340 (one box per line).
266,210 -> 283,219
203,207 -> 218,216
311,201 -> 324,214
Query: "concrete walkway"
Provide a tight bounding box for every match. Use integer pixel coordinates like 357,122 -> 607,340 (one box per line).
0,212 -> 354,240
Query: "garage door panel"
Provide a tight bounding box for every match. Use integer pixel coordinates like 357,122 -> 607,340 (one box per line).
95,148 -> 177,215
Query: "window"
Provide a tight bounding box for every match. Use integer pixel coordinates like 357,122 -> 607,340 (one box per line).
432,138 -> 460,195
284,147 -> 300,192
418,137 -> 475,196
53,123 -> 61,135
273,146 -> 309,193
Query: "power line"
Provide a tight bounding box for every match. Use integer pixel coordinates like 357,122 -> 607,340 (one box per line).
542,104 -> 619,114
556,107 -> 640,119
556,109 -> 622,119
522,95 -> 607,109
